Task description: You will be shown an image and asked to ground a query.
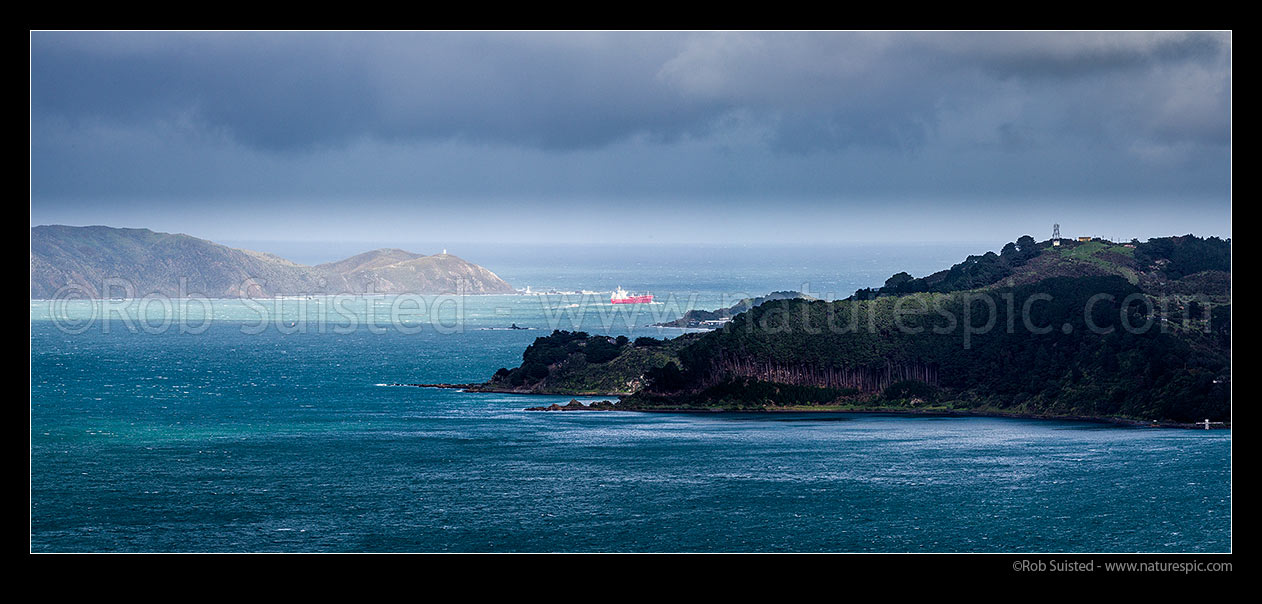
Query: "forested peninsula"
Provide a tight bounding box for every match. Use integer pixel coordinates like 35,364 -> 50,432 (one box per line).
463,235 -> 1231,424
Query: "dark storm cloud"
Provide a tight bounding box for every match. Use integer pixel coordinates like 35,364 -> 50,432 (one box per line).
31,32 -> 730,151
29,31 -> 1231,244
942,31 -> 1226,80
916,32 -> 1232,148
31,31 -> 1230,154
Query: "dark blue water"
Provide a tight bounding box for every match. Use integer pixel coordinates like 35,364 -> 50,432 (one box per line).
30,244 -> 1231,552
30,321 -> 1230,552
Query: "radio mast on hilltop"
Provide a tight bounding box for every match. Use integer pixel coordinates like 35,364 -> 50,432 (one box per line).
1052,223 -> 1061,247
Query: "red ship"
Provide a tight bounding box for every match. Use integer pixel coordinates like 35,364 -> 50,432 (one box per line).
610,286 -> 653,304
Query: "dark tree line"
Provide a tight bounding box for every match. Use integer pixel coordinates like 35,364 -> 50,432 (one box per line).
1134,234 -> 1231,279
491,330 -> 631,387
851,235 -> 1040,300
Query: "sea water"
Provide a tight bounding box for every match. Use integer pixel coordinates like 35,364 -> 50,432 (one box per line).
30,244 -> 1231,552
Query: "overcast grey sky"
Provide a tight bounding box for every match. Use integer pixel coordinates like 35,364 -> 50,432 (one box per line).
30,31 -> 1231,246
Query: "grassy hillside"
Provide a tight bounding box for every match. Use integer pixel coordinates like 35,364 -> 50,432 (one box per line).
30,225 -> 338,298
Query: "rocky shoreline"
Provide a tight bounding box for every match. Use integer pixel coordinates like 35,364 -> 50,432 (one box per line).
404,383 -> 481,389
525,399 -> 619,412
397,383 -> 1229,429
617,405 -> 1231,430
402,383 -> 632,395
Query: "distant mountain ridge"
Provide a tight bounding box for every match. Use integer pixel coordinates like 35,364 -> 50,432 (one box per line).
30,225 -> 514,298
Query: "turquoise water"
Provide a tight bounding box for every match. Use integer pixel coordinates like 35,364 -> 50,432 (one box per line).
30,244 -> 1231,552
